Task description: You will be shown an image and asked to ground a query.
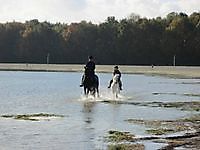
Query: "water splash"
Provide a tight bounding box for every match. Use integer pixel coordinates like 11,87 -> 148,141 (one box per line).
78,88 -> 131,102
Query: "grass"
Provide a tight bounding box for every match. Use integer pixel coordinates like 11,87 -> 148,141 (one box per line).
146,128 -> 175,135
1,113 -> 64,121
102,100 -> 200,111
181,114 -> 200,124
152,92 -> 200,97
108,144 -> 144,150
107,131 -> 144,150
106,114 -> 200,149
151,101 -> 200,111
107,130 -> 135,142
126,118 -> 192,135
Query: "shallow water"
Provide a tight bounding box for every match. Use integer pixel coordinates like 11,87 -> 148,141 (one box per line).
0,71 -> 199,150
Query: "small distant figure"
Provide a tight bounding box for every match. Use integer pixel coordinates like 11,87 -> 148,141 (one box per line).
151,64 -> 154,69
80,56 -> 96,87
108,66 -> 122,90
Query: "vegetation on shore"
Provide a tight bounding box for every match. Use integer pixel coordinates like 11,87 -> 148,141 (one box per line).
103,101 -> 200,111
105,113 -> 200,149
104,99 -> 200,150
107,130 -> 135,142
108,144 -> 144,150
1,113 -> 64,121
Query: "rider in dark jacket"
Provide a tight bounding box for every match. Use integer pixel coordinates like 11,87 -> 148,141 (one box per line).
108,66 -> 122,90
80,56 -> 96,87
86,56 -> 95,76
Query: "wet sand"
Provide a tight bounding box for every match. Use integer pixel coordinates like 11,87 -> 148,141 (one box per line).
0,63 -> 199,78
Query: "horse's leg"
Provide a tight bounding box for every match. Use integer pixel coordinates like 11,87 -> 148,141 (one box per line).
91,88 -> 95,97
116,83 -> 120,98
112,84 -> 118,99
86,88 -> 89,97
84,86 -> 89,98
84,86 -> 86,95
116,92 -> 118,98
96,87 -> 99,98
112,86 -> 115,99
94,75 -> 99,98
93,87 -> 98,98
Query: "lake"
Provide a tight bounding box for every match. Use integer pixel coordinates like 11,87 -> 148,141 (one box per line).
0,71 -> 199,149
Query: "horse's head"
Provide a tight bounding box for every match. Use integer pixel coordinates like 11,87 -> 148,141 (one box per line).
113,74 -> 120,83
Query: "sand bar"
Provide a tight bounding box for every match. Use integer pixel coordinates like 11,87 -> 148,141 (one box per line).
0,63 -> 199,78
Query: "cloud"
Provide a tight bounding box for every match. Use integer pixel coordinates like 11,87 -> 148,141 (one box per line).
0,0 -> 88,23
0,0 -> 199,24
83,0 -> 197,22
178,0 -> 200,14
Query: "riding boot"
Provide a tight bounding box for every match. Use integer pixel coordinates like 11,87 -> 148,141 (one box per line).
108,79 -> 113,88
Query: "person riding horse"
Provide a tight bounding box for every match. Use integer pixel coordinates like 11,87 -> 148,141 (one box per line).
108,66 -> 122,90
80,56 -> 99,97
80,56 -> 96,87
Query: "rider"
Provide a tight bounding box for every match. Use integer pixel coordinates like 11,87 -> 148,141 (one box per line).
80,56 -> 96,87
85,56 -> 95,76
108,66 -> 122,90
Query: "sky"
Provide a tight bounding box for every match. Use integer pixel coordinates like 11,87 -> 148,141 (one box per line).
0,0 -> 199,24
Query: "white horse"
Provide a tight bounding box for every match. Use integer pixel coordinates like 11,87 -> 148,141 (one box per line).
111,74 -> 120,98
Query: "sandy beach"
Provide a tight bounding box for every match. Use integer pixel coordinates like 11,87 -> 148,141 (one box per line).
0,63 -> 199,78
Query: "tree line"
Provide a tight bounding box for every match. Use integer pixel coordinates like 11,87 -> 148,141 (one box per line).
0,12 -> 199,65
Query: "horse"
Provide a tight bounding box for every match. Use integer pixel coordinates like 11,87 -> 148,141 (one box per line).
111,74 -> 120,98
83,74 -> 99,98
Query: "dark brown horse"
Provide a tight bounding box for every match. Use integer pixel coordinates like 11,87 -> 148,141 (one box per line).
83,75 -> 99,98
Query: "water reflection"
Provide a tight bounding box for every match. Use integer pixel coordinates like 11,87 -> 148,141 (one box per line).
81,101 -> 96,149
82,101 -> 95,124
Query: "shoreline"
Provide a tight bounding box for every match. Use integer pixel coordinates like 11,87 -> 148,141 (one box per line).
0,63 -> 200,78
